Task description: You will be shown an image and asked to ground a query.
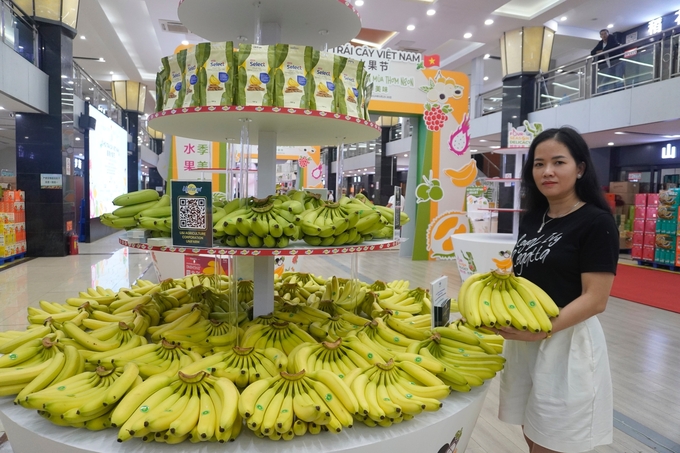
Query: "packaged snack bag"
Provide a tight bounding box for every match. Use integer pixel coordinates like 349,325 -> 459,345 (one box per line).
204,41 -> 235,107
182,45 -> 207,108
163,49 -> 187,110
306,50 -> 336,113
334,57 -> 362,117
274,44 -> 311,108
361,69 -> 373,120
155,60 -> 168,112
236,44 -> 275,106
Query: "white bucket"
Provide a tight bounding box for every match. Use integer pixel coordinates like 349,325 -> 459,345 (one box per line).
451,233 -> 516,282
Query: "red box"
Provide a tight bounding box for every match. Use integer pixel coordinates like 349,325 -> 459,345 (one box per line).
643,232 -> 657,246
643,245 -> 655,261
646,207 -> 658,219
633,219 -> 646,232
631,244 -> 643,259
632,232 -> 644,244
648,193 -> 660,206
644,219 -> 657,232
635,206 -> 646,219
634,193 -> 648,206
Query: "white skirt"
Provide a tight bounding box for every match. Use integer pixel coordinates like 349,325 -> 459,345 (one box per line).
498,316 -> 613,453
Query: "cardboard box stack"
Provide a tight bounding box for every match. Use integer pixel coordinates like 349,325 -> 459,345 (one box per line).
631,193 -> 657,261
1,190 -> 26,259
608,181 -> 639,250
655,189 -> 679,266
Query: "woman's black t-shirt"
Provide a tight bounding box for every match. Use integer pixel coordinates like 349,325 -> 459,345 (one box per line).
511,203 -> 619,307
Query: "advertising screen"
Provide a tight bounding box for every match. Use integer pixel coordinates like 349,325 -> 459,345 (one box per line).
88,106 -> 128,218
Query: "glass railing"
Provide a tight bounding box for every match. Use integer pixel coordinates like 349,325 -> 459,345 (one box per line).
72,62 -> 122,125
534,28 -> 677,110
477,87 -> 503,117
0,0 -> 39,65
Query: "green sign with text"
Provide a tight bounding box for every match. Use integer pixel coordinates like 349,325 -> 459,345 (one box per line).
171,180 -> 213,248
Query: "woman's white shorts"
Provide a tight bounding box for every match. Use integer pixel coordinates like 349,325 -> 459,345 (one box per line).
498,316 -> 613,453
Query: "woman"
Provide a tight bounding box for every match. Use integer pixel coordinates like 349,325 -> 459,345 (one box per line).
497,127 -> 619,453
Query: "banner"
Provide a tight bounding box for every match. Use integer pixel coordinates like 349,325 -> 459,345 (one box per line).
171,180 -> 213,248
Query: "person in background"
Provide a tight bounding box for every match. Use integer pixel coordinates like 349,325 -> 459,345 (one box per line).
386,191 -> 405,208
359,188 -> 368,197
591,29 -> 623,92
496,127 -> 618,453
327,190 -> 334,202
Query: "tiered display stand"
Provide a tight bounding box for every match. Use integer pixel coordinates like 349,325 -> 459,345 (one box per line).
0,1 -> 491,451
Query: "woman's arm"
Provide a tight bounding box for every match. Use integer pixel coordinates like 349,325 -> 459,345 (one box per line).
498,271 -> 615,341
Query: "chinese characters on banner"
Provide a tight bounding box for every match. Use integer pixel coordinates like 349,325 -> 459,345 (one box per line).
174,136 -> 212,180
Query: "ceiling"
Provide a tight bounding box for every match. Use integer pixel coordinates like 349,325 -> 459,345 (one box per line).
3,0 -> 680,156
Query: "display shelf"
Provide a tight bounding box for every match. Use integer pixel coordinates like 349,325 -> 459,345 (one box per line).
119,236 -> 399,257
0,384 -> 488,453
177,0 -> 361,49
148,106 -> 380,146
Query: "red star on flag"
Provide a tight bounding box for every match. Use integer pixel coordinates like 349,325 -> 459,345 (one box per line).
423,54 -> 440,68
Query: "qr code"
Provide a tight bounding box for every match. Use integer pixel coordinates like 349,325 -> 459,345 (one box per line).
178,197 -> 207,230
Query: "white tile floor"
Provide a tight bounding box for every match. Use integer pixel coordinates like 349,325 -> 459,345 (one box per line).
1,233 -> 679,452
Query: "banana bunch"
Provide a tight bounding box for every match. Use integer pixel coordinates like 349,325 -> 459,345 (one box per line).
88,339 -> 200,379
457,271 -> 560,332
0,335 -> 71,397
369,287 -> 425,316
288,338 -> 381,378
27,303 -> 90,326
308,315 -> 360,341
272,303 -> 332,328
58,320 -> 148,354
239,368 -> 359,438
406,326 -> 504,392
448,318 -> 504,354
20,362 -> 141,429
215,195 -> 302,248
357,318 -> 416,355
349,357 -> 449,427
211,346 -> 287,388
134,194 -> 174,238
110,365 -> 242,443
286,189 -> 324,210
379,310 -> 432,341
312,276 -> 367,312
148,305 -> 205,342
370,204 -> 411,239
0,324 -> 53,354
162,318 -> 242,355
100,189 -> 161,230
241,321 -> 318,355
300,198 -> 388,246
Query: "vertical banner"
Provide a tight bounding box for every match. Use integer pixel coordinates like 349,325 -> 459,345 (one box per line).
300,146 -> 323,188
171,181 -> 213,248
172,136 -> 213,180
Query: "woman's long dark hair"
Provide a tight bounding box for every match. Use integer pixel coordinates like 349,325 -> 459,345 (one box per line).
521,127 -> 611,215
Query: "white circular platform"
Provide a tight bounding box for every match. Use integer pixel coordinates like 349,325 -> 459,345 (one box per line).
148,106 -> 381,146
0,383 -> 488,452
177,0 -> 362,48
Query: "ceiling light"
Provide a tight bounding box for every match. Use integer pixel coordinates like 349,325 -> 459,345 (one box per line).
181,40 -> 189,45
614,132 -> 626,135
427,9 -> 436,16
463,32 -> 472,39
404,153 -> 408,157
483,76 -> 489,81
61,75 -> 67,78
110,71 -> 114,75
556,68 -> 564,73
0,106 -> 4,110
608,142 -> 614,146
85,97 -> 90,100
363,168 -> 367,171
80,35 -> 86,39
75,137 -> 80,141
560,16 -> 567,21
480,139 -> 487,142
485,19 -> 494,25
607,24 -> 614,28
355,0 -> 364,5
99,57 -> 105,62
484,54 -> 490,59
490,146 -> 500,149
407,25 -> 416,31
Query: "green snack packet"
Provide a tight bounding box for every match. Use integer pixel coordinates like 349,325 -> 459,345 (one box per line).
156,58 -> 169,112
275,44 -> 310,109
237,44 -> 275,106
204,42 -> 235,107
163,49 -> 187,110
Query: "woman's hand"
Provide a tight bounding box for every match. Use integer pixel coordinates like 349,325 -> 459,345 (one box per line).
494,326 -> 548,342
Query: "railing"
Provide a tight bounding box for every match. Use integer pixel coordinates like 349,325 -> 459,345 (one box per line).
72,62 -> 122,125
477,87 -> 503,117
0,0 -> 39,65
534,26 -> 680,110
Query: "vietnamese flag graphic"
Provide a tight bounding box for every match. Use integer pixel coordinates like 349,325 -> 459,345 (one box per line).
423,54 -> 440,68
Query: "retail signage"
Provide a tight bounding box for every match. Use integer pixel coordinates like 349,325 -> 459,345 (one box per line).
298,147 -> 324,189
662,144 -> 677,159
171,180 -> 213,248
184,254 -> 228,276
507,121 -> 543,148
40,174 -> 62,189
430,275 -> 448,328
628,172 -> 642,181
173,136 -> 214,180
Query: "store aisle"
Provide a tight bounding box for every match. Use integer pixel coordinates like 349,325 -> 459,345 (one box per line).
0,233 -> 678,452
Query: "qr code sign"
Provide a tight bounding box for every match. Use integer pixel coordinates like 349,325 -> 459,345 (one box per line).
178,197 -> 207,230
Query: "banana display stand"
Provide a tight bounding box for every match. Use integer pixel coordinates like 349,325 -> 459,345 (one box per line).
0,0 -> 492,451
0,384 -> 488,453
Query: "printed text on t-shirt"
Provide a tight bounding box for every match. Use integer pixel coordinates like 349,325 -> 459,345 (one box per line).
512,232 -> 563,275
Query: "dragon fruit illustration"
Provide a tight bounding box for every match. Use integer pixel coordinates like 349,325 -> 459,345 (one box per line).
448,113 -> 470,155
298,156 -> 310,168
311,164 -> 323,179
